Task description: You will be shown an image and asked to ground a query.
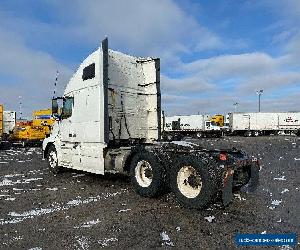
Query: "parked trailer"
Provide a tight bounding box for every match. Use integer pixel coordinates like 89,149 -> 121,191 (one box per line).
3,111 -> 16,136
0,108 -> 16,148
162,114 -> 222,140
43,38 -> 259,209
0,105 -> 3,146
229,112 -> 300,136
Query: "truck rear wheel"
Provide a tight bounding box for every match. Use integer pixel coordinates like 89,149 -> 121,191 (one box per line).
47,144 -> 62,174
170,155 -> 219,209
130,151 -> 165,198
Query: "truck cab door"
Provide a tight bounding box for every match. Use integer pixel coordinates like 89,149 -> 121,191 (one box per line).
205,121 -> 211,131
59,96 -> 77,166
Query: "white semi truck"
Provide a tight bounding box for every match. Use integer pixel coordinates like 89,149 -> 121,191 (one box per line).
162,114 -> 222,140
43,38 -> 259,209
229,112 -> 300,136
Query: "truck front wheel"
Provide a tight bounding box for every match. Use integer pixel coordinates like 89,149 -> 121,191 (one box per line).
130,151 -> 165,198
47,144 -> 62,174
170,156 -> 219,209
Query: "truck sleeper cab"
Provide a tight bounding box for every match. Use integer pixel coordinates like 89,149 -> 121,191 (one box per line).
43,38 -> 259,209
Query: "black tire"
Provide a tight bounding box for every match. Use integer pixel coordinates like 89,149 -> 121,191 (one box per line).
130,150 -> 165,198
47,144 -> 62,174
170,155 -> 219,209
196,132 -> 203,138
244,131 -> 252,137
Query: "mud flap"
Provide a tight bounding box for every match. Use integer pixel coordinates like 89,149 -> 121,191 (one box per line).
222,168 -> 234,206
246,161 -> 260,192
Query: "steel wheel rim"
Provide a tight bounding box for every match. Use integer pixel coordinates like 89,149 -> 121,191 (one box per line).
177,165 -> 202,198
135,160 -> 153,187
49,150 -> 57,169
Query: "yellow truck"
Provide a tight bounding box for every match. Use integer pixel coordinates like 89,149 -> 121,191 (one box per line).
10,109 -> 55,146
210,114 -> 224,127
32,109 -> 55,137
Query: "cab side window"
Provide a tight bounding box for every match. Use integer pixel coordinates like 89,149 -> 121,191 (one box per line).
82,63 -> 95,81
61,97 -> 74,119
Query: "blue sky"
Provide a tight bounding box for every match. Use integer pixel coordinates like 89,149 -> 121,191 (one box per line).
0,0 -> 300,118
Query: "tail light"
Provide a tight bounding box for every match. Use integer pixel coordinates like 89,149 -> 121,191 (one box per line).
219,152 -> 227,161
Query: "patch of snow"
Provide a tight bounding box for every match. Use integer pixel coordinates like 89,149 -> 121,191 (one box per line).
80,219 -> 101,228
176,226 -> 181,231
28,247 -> 42,250
23,178 -> 43,183
4,173 -> 24,178
46,188 -> 58,191
72,174 -> 85,178
0,190 -> 128,225
277,218 -> 282,223
234,194 -> 246,201
274,176 -> 286,181
171,141 -> 198,148
294,158 -> 300,161
281,189 -> 289,194
271,200 -> 282,206
118,209 -> 131,213
0,178 -> 17,186
261,231 -> 267,234
76,236 -> 89,250
5,197 -> 16,201
66,199 -> 82,206
161,231 -> 174,247
98,237 -> 118,247
9,207 -> 61,218
204,216 -> 215,223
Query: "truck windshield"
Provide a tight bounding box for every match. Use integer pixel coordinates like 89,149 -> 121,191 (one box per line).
61,97 -> 74,119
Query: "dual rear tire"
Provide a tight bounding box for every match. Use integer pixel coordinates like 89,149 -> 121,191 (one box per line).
130,152 -> 219,209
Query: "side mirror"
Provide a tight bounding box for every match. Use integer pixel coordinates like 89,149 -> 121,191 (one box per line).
52,99 -> 59,116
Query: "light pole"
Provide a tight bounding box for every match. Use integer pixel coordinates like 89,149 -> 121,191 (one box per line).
18,96 -> 22,120
233,102 -> 239,112
256,90 -> 263,112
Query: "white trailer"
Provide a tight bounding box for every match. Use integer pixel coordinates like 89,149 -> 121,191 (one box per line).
163,114 -> 222,140
42,38 -> 259,209
3,111 -> 16,135
229,112 -> 300,136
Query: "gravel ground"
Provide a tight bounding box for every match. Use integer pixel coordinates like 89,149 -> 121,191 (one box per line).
0,136 -> 299,249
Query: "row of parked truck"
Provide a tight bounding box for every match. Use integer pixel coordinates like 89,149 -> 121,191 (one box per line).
163,112 -> 300,139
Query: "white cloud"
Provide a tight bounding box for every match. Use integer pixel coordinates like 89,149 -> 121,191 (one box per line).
47,0 -> 223,57
0,27 -> 72,118
161,75 -> 215,94
181,52 -> 278,80
238,72 -> 300,93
